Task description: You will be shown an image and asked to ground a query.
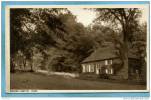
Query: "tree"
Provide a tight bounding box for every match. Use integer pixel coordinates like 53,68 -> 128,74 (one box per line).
10,8 -> 31,72
10,8 -> 69,72
47,13 -> 95,72
95,8 -> 142,79
131,23 -> 147,81
87,23 -> 117,49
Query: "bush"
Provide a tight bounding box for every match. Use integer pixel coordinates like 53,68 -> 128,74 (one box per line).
99,73 -> 109,79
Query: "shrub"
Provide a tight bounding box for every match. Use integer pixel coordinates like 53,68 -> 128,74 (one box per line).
99,73 -> 109,79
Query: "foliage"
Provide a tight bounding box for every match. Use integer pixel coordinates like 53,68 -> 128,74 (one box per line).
10,8 -> 146,75
10,8 -> 69,72
94,8 -> 142,79
47,13 -> 95,72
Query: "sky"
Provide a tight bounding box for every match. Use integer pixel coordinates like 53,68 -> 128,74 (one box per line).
68,8 -> 97,26
68,8 -> 147,27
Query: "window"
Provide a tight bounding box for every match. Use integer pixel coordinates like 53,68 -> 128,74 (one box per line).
110,60 -> 113,64
105,60 -> 108,65
109,68 -> 114,74
105,69 -> 108,74
88,65 -> 91,72
90,64 -> 94,72
85,65 -> 88,72
87,65 -> 89,72
86,64 -> 92,72
105,68 -> 114,74
105,60 -> 113,65
82,65 -> 85,73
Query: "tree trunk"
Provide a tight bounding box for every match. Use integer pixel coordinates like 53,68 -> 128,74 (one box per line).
23,59 -> 26,70
122,26 -> 129,79
30,52 -> 34,72
30,61 -> 34,72
122,45 -> 129,79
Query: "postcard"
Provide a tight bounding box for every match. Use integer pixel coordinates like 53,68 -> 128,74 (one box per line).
1,1 -> 150,97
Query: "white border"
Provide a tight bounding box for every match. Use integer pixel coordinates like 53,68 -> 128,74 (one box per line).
5,4 -> 150,93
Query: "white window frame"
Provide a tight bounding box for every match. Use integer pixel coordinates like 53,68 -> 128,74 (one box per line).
82,65 -> 85,73
88,64 -> 91,72
110,60 -> 113,64
105,69 -> 108,74
105,60 -> 108,65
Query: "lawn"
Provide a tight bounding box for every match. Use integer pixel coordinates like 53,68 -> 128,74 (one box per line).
10,72 -> 146,90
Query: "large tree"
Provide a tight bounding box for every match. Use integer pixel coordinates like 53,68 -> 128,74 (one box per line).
95,8 -> 142,79
47,13 -> 95,72
10,8 -> 31,72
132,23 -> 147,81
10,8 -> 69,72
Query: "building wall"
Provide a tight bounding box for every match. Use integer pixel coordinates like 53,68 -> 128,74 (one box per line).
81,58 -> 121,75
82,60 -> 106,74
82,58 -> 142,80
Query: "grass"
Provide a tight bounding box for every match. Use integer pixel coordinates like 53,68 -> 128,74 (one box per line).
10,72 -> 146,90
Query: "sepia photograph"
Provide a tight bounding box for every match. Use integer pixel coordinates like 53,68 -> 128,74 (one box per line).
3,3 -> 149,93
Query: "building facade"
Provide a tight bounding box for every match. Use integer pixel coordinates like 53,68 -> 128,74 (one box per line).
81,46 -> 141,80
